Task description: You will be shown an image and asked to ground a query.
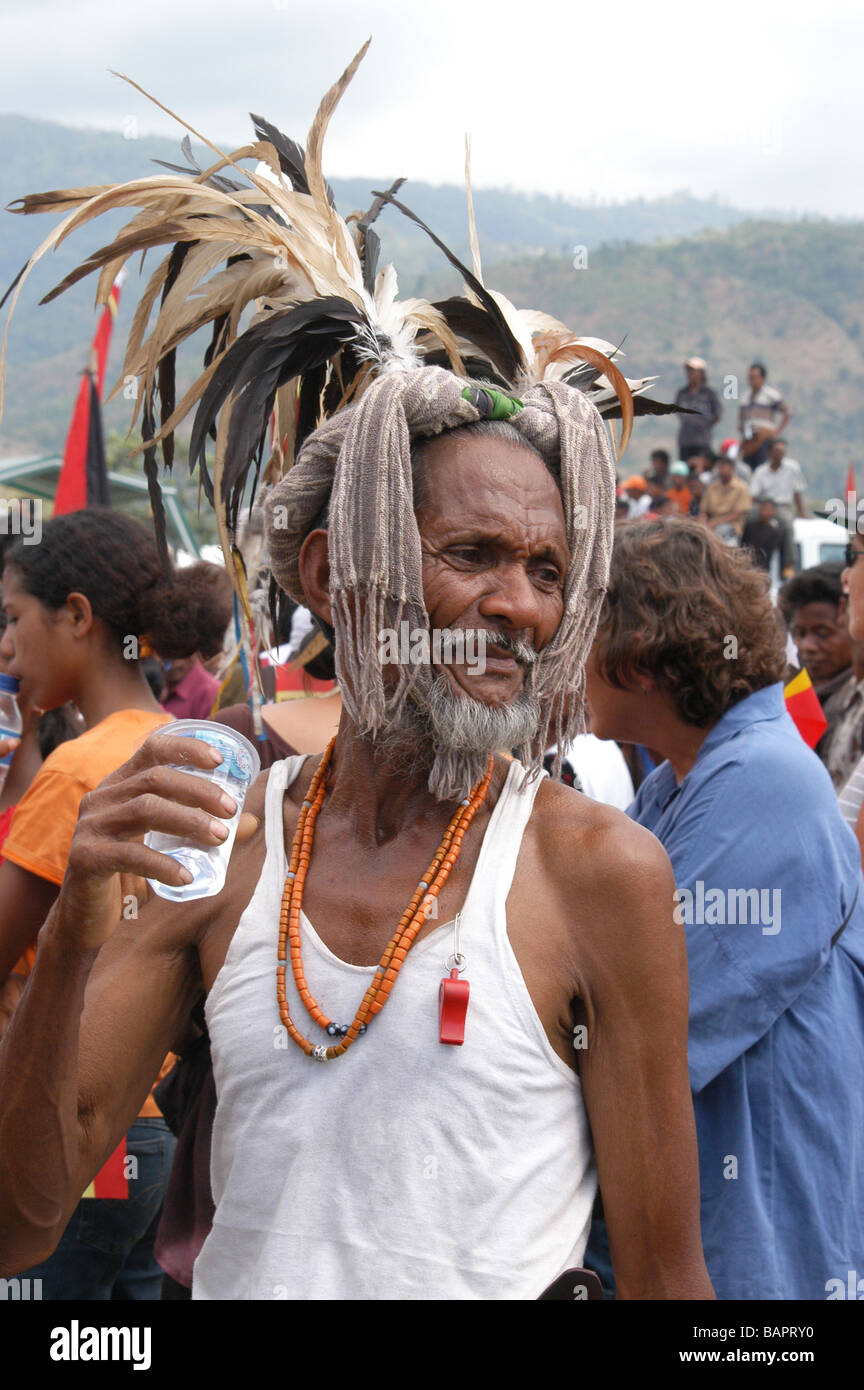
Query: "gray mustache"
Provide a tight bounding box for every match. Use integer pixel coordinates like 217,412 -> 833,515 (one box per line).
479,630 -> 538,666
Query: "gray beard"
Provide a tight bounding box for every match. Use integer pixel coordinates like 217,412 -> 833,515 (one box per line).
381,668 -> 542,802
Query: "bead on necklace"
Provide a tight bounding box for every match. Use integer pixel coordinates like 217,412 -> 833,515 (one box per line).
276,738 -> 494,1061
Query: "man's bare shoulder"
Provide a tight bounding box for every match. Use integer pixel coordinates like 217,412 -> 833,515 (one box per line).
533,775 -> 668,878
528,775 -> 677,953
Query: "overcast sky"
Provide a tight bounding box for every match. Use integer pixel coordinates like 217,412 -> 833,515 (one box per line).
1,0 -> 862,216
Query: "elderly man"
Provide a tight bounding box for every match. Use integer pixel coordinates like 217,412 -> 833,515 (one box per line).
0,369 -> 713,1301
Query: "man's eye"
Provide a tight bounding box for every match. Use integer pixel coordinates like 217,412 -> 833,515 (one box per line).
447,546 -> 484,564
533,565 -> 562,586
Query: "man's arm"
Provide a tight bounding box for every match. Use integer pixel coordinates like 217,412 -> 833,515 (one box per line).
0,731 -> 244,1274
0,862 -> 61,987
555,811 -> 714,1299
705,507 -> 748,529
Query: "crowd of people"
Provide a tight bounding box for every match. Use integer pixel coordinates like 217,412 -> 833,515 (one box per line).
620,358 -> 806,580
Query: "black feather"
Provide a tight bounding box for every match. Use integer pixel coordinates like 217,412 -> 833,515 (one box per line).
295,362 -> 329,456
361,226 -> 380,297
0,259 -> 29,313
432,296 -> 523,382
357,177 -> 405,233
150,157 -> 243,195
420,347 -> 509,389
371,190 -> 524,383
353,179 -> 406,296
157,241 -> 194,472
600,396 -> 690,419
151,136 -> 244,194
188,297 -> 367,527
248,113 -> 338,204
141,391 -> 171,571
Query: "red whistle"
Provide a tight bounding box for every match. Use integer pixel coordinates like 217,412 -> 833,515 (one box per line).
439,968 -> 470,1045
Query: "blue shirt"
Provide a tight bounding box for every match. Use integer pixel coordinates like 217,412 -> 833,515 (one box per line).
587,683 -> 864,1300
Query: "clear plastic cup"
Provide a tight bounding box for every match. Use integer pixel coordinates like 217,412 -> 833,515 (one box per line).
145,720 -> 261,902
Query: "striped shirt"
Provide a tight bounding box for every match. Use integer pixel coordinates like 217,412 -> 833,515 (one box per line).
838,754 -> 864,830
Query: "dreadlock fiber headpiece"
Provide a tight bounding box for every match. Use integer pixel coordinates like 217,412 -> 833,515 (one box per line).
265,363 -> 616,774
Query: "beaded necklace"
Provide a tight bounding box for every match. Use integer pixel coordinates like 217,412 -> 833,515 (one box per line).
277,738 -> 495,1061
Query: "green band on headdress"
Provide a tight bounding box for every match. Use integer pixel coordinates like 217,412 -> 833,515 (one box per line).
461,385 -> 524,420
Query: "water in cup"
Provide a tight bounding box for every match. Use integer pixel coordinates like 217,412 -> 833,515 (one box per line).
145,720 -> 261,902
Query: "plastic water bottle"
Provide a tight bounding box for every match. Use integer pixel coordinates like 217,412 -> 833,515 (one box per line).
0,673 -> 22,792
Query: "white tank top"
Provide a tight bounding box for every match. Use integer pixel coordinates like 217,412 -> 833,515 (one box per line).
194,755 -> 597,1300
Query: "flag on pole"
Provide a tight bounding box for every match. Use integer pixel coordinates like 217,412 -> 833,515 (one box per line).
53,272 -> 124,515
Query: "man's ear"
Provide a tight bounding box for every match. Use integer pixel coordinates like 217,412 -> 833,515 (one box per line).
298,529 -> 332,628
65,591 -> 95,638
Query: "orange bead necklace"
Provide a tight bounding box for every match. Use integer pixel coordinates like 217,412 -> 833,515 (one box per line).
277,738 -> 495,1061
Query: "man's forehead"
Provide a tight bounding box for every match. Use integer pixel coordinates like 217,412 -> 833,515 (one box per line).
793,602 -> 841,625
416,431 -> 565,521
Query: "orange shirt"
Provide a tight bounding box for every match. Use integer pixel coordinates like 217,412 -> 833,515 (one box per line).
3,708 -> 174,1116
668,483 -> 692,515
3,709 -> 172,885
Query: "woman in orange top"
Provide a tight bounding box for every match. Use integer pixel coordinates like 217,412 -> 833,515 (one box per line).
0,508 -> 221,1299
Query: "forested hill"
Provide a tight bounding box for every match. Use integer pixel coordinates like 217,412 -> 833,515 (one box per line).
0,113 -> 859,496
446,224 -> 864,496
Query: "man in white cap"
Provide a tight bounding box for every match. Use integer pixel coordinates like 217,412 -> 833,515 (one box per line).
674,358 -> 722,462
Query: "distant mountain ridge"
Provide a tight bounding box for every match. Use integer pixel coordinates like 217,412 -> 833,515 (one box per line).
0,113 -> 859,497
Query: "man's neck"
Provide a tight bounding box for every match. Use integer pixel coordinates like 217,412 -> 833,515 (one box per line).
322,710 -> 474,849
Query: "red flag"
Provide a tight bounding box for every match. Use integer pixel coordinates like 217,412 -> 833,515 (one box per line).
81,1139 -> 129,1200
784,668 -> 828,749
54,275 -> 123,515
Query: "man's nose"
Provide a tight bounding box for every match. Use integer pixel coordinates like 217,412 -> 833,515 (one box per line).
796,632 -> 820,657
477,562 -> 543,632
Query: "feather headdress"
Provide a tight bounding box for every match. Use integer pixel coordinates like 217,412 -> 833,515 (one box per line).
1,45 -> 679,782
367,139 -> 683,461
0,41 -> 465,566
